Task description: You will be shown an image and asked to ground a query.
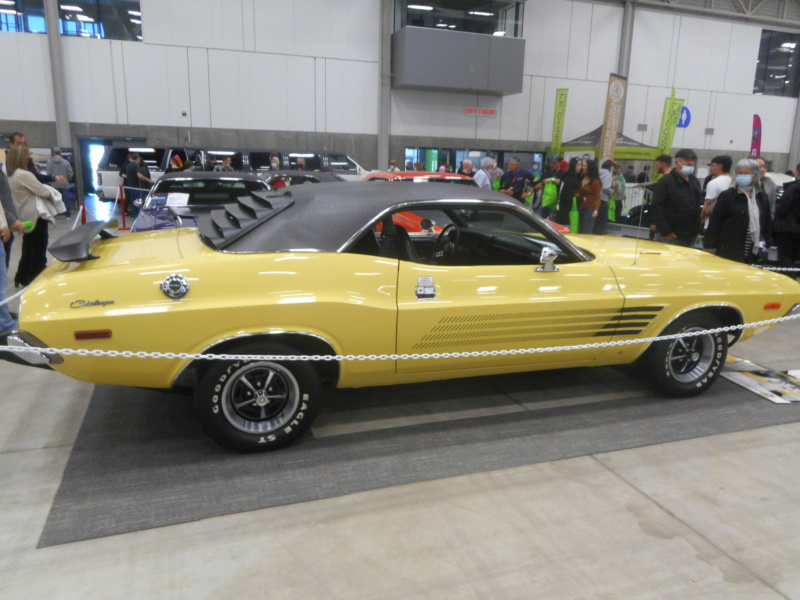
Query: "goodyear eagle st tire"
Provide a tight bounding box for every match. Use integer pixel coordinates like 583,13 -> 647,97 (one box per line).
194,343 -> 321,452
642,312 -> 728,398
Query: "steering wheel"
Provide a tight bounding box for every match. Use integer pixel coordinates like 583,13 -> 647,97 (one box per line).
433,223 -> 460,263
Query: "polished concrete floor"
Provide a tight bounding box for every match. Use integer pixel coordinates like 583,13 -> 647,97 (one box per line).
2,203 -> 800,599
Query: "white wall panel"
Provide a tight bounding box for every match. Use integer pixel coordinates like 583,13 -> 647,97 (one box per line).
675,89 -> 712,150
111,42 -> 129,125
207,50 -> 316,132
475,96 -> 502,140
709,93 -> 797,153
724,24 -> 761,94
141,0 -> 244,51
139,0 -> 170,45
566,5 -> 591,81
286,56 -> 317,132
247,53 -> 279,131
253,0 -> 379,62
673,16 -> 730,93
524,0 -> 572,78
621,84 -> 649,143
325,60 -> 379,134
333,0 -> 380,63
315,58 -> 327,132
123,44 -> 190,127
499,77 -> 532,142
242,0 -> 256,52
587,4 -> 623,82
0,33 -> 53,121
62,38 -> 116,124
253,1 -> 293,54
187,47 -> 211,128
629,10 -> 677,89
527,76 -> 547,142
391,90 -> 480,138
207,49 -> 247,129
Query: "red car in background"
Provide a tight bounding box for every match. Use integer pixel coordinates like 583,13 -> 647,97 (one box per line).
363,171 -> 571,234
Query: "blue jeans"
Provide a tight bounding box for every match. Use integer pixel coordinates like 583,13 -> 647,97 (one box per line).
579,208 -> 596,234
0,241 -> 15,335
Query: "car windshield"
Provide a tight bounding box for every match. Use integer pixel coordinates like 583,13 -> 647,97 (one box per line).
327,153 -> 357,172
146,178 -> 268,207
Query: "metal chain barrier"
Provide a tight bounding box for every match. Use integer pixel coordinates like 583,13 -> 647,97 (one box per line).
3,310 -> 800,363
0,286 -> 26,308
756,266 -> 800,272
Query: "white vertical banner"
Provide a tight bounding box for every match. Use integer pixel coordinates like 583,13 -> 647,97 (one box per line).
598,73 -> 628,162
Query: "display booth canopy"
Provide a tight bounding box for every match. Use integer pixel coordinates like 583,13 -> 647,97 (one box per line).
557,126 -> 659,161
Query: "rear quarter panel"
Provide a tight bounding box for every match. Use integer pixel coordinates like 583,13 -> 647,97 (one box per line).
20,245 -> 399,389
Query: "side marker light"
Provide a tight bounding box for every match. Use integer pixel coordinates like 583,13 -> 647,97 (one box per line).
74,330 -> 112,340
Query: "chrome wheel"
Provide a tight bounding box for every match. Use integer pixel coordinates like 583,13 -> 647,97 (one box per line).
667,327 -> 716,384
221,362 -> 300,434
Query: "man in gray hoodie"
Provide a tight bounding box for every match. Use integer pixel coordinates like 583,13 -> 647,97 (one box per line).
46,147 -> 74,217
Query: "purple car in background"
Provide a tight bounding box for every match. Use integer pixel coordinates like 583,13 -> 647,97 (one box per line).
131,172 -> 271,232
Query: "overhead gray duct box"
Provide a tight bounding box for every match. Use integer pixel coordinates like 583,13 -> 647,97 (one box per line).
392,26 -> 525,96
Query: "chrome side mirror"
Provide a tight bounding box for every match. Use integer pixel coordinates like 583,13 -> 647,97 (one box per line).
535,247 -> 559,272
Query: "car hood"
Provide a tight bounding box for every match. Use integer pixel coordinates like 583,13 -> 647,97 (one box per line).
568,234 -> 732,270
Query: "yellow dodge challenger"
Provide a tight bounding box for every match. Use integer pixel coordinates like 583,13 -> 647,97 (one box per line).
5,183 -> 800,452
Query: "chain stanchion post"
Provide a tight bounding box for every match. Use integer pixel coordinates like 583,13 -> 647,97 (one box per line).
118,186 -> 130,231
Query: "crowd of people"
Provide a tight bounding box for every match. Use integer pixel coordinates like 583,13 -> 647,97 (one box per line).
394,149 -> 800,268
1,132 -> 72,343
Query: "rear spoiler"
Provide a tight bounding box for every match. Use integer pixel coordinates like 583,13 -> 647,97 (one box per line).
199,190 -> 294,250
48,220 -> 117,262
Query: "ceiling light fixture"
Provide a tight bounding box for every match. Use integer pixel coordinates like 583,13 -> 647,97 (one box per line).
0,0 -> 16,5
76,14 -> 94,22
408,4 -> 433,11
60,4 -> 84,11
128,10 -> 141,16
493,31 -> 506,36
468,11 -> 493,17
0,8 -> 18,14
130,18 -> 141,24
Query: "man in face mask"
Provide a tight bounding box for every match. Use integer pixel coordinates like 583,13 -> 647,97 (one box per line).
650,148 -> 703,247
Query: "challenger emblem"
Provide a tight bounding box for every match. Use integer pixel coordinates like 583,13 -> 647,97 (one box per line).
70,299 -> 115,308
161,274 -> 190,299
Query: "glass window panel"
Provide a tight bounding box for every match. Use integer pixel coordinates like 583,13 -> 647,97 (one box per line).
397,0 -> 523,38
753,29 -> 800,98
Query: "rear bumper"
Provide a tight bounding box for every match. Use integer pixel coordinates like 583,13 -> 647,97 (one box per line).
0,331 -> 61,370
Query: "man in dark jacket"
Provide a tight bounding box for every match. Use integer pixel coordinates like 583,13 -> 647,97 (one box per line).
650,148 -> 703,247
773,164 -> 800,268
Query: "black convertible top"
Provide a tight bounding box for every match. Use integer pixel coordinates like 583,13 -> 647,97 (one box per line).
198,181 -> 519,253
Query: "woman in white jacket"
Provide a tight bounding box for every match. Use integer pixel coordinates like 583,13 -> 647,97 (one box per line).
6,145 -> 52,287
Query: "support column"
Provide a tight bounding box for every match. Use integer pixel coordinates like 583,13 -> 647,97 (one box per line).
377,0 -> 393,171
44,0 -> 71,148
618,0 -> 636,130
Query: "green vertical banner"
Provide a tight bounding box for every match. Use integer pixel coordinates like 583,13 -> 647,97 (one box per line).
655,89 -> 684,157
551,89 -> 569,158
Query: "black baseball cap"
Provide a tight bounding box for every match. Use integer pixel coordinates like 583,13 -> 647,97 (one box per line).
709,155 -> 732,172
674,148 -> 697,160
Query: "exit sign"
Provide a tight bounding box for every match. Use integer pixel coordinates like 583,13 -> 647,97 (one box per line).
465,107 -> 498,117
